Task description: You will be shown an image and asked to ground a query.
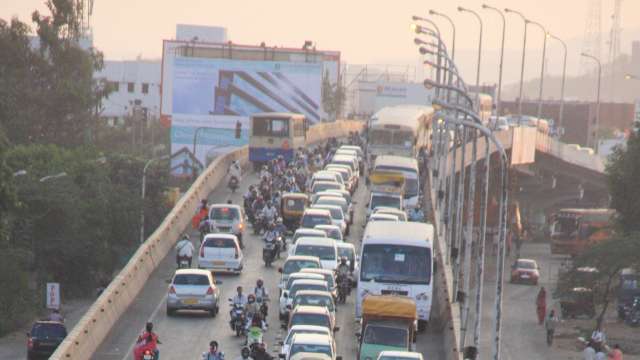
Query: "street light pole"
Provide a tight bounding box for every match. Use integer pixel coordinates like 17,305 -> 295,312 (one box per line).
482,5 -> 506,118
581,53 -> 602,151
429,10 -> 456,63
458,7 -> 484,111
505,8 -> 528,117
527,20 -> 548,121
548,33 -> 568,134
140,155 -> 170,243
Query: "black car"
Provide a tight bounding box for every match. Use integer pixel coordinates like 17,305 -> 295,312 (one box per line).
27,321 -> 67,359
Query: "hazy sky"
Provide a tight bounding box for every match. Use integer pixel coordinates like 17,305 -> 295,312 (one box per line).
4,0 -> 640,85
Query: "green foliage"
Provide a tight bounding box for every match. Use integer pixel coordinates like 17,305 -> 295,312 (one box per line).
0,0 -> 108,147
607,124 -> 640,233
556,234 -> 640,327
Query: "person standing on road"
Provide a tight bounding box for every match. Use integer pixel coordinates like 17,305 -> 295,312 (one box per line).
536,287 -> 547,325
544,310 -> 560,346
583,341 -> 597,360
608,344 -> 623,360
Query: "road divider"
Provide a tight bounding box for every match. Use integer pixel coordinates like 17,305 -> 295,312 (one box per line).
51,120 -> 363,360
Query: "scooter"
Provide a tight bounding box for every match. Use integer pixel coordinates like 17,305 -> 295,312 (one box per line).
228,176 -> 239,193
257,296 -> 269,319
229,300 -> 246,337
263,241 -> 277,267
337,275 -> 351,304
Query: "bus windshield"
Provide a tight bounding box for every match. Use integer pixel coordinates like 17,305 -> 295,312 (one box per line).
361,244 -> 431,284
252,117 -> 289,137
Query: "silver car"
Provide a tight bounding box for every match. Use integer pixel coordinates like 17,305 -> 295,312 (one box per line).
166,269 -> 221,316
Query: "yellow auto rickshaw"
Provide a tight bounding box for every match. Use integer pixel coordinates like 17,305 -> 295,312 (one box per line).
281,193 -> 309,231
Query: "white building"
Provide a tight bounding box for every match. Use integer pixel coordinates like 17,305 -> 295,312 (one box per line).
96,24 -> 228,123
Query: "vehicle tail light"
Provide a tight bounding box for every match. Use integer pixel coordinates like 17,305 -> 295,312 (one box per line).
200,244 -> 205,257
27,337 -> 33,349
169,286 -> 176,294
207,286 -> 214,295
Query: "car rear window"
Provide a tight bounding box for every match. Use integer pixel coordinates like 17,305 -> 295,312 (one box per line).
204,237 -> 237,248
173,274 -> 210,285
210,207 -> 239,221
284,260 -> 320,274
290,313 -> 330,328
32,323 -> 67,338
338,247 -> 354,262
302,215 -> 332,228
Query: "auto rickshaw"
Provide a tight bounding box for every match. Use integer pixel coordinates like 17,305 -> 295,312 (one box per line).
560,287 -> 596,319
281,193 -> 309,231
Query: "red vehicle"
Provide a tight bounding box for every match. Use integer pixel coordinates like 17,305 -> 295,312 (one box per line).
510,258 -> 540,285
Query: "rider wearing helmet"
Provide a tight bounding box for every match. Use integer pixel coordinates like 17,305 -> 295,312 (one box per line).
274,217 -> 287,238
337,256 -> 350,279
254,279 -> 269,300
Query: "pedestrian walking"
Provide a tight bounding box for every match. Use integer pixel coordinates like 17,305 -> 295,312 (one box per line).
536,287 -> 547,325
544,309 -> 560,346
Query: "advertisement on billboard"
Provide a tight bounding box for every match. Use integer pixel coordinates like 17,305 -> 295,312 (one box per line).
162,41 -> 338,178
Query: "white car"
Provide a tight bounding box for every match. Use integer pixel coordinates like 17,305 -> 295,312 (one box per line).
280,325 -> 332,360
208,204 -> 245,245
280,279 -> 329,321
279,273 -> 325,320
289,237 -> 339,270
323,167 -> 355,193
314,196 -> 352,225
311,189 -> 353,207
314,224 -> 343,242
300,209 -> 333,230
299,268 -> 337,299
292,290 -> 336,328
279,256 -> 322,289
310,181 -> 345,195
377,351 -> 424,360
373,207 -> 408,222
311,204 -> 347,235
287,333 -> 340,360
198,234 -> 243,273
368,213 -> 399,222
166,269 -> 221,316
292,228 -> 328,244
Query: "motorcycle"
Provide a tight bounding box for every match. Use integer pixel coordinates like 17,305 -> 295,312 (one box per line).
257,296 -> 269,319
262,241 -> 277,267
253,214 -> 265,235
337,275 -> 351,304
229,300 -> 246,337
246,325 -> 264,352
177,255 -> 191,269
228,176 -> 239,193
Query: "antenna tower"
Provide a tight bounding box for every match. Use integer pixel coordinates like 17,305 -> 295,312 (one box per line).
581,0 -> 603,73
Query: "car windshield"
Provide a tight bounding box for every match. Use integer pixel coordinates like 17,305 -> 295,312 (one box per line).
210,207 -> 239,221
290,313 -> 330,328
296,245 -> 336,261
331,160 -> 354,172
204,237 -> 236,248
313,183 -> 341,193
371,195 -> 401,210
290,284 -> 328,298
337,247 -> 354,262
361,244 -> 431,284
290,343 -> 332,357
316,199 -> 346,213
285,330 -> 328,345
295,295 -> 334,312
284,260 -> 320,275
294,232 -> 325,242
32,323 -> 67,338
517,261 -> 536,270
325,229 -> 342,240
173,274 -> 210,286
319,207 -> 343,220
302,215 -> 332,228
363,325 -> 408,347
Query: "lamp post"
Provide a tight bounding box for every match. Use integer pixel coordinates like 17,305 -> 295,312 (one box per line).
482,4 -> 506,118
429,10 -> 456,63
526,20 -> 548,121
547,33 -> 568,134
581,53 -> 602,151
458,7 -> 484,111
505,8 -> 528,117
140,155 -> 170,243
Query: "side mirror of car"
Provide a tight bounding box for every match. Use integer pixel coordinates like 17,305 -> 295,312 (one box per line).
333,326 -> 340,332
278,267 -> 283,273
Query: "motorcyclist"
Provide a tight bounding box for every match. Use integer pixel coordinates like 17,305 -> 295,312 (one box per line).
202,340 -> 225,360
235,347 -> 253,360
408,205 -> 425,222
252,342 -> 274,360
175,234 -> 195,268
244,294 -> 266,330
261,202 -> 278,224
259,166 -> 271,181
229,160 -> 242,182
232,286 -> 248,307
244,186 -> 256,208
272,191 -> 281,208
336,256 -> 351,296
134,322 -> 160,360
254,279 -> 269,319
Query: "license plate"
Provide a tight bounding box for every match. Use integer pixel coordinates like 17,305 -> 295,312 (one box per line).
183,298 -> 199,305
521,274 -> 530,279
213,260 -> 225,266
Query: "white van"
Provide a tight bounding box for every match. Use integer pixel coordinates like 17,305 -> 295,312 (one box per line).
290,237 -> 339,270
198,234 -> 243,273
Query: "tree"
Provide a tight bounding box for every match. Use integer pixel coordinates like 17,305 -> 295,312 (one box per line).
0,0 -> 108,147
607,123 -> 640,233
556,234 -> 640,328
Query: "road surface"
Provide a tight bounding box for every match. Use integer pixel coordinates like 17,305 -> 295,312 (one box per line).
93,171 -> 445,359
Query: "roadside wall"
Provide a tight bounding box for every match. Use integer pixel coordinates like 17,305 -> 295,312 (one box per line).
51,120 -> 363,360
